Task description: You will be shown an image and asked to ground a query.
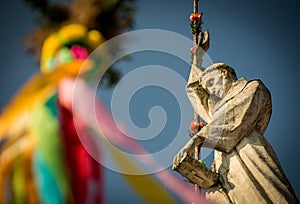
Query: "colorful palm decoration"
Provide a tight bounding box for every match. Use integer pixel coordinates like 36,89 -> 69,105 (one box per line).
0,1 -> 211,203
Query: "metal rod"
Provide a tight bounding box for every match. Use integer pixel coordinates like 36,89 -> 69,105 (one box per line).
192,0 -> 201,201
193,0 -> 199,45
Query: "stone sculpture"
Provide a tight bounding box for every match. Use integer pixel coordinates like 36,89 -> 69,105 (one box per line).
173,32 -> 299,204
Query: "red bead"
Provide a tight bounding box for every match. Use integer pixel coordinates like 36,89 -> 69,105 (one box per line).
199,122 -> 204,128
190,46 -> 197,54
190,120 -> 205,134
190,120 -> 199,133
189,13 -> 202,22
189,14 -> 194,21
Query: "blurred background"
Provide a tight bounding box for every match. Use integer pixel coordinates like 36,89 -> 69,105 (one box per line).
1,0 -> 299,202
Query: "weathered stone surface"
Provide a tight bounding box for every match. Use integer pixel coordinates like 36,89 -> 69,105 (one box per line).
173,154 -> 218,189
173,61 -> 299,203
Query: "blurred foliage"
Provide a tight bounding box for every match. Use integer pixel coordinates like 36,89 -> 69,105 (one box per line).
23,0 -> 136,87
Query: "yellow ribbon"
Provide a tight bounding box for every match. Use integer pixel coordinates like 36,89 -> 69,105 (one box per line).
0,60 -> 93,138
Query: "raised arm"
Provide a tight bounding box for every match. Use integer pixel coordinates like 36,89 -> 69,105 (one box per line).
186,31 -> 211,122
187,30 -> 210,85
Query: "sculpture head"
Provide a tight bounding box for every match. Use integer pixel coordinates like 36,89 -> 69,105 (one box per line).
202,63 -> 237,98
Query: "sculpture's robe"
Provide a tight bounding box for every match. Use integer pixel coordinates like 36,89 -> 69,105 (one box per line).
186,68 -> 298,203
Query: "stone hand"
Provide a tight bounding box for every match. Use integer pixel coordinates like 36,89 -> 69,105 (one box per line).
172,138 -> 197,170
193,30 -> 210,68
198,30 -> 210,52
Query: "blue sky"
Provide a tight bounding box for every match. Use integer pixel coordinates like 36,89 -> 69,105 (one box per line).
1,0 -> 300,202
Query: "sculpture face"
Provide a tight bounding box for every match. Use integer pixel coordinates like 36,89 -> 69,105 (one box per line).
202,69 -> 232,99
